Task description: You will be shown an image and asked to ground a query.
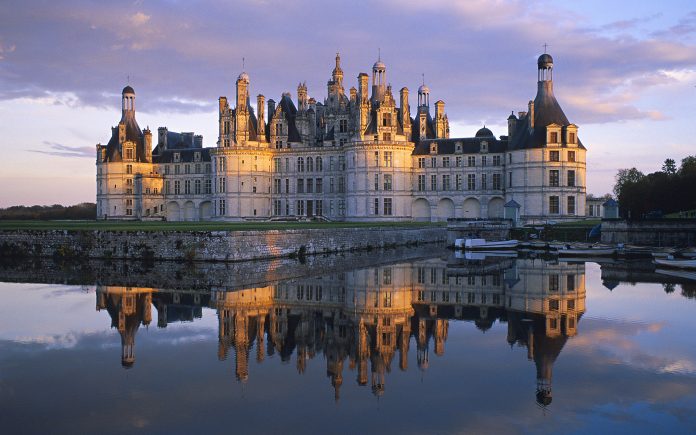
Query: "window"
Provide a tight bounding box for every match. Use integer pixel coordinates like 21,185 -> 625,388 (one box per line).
195,163 -> 201,174
418,157 -> 426,168
508,171 -> 512,187
285,179 -> 290,194
339,119 -> 348,133
307,157 -> 313,172
549,150 -> 560,162
382,132 -> 391,141
442,156 -> 450,168
164,165 -> 170,175
430,174 -> 437,191
384,151 -> 392,167
374,151 -> 379,166
382,113 -> 392,127
195,179 -> 201,194
126,164 -> 133,174
467,174 -> 475,190
567,274 -> 576,292
568,196 -> 576,215
297,179 -> 304,194
307,179 -> 313,193
174,180 -> 181,194
338,177 -> 345,193
316,200 -> 323,216
481,156 -> 487,166
297,157 -> 304,172
174,165 -> 180,175
273,200 -> 281,216
431,157 -> 437,168
493,173 -> 502,190
329,156 -> 335,171
173,152 -> 180,163
549,299 -> 560,311
316,178 -> 323,193
185,164 -> 190,174
568,170 -> 576,187
549,274 -> 559,292
418,175 -> 426,191
297,200 -> 305,215
384,174 -> 392,191
569,132 -> 576,144
442,174 -> 451,190
456,174 -> 462,190
456,156 -> 462,167
373,198 -> 379,215
125,148 -> 134,160
316,156 -> 323,171
384,198 -> 393,216
338,156 -> 345,170
184,179 -> 191,194
493,155 -> 501,166
219,199 -> 226,216
219,177 -> 226,193
549,196 -> 560,214
481,173 -> 487,190
274,158 -> 281,172
274,179 -> 281,194
329,177 -> 335,193
568,151 -> 576,162
374,174 -> 379,191
550,131 -> 559,143
468,156 -> 476,167
549,170 -> 559,187
567,299 -> 575,310
205,179 -> 211,194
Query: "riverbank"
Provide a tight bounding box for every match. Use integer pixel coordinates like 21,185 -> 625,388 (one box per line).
0,225 -> 447,262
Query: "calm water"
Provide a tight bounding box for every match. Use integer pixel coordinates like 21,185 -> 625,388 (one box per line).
1,250 -> 696,434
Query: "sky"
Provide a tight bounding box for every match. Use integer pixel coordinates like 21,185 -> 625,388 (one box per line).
1,0 -> 695,206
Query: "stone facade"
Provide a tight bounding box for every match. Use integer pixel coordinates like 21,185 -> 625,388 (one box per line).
96,52 -> 586,224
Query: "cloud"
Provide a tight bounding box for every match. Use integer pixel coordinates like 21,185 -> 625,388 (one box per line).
0,0 -> 695,127
29,141 -> 94,158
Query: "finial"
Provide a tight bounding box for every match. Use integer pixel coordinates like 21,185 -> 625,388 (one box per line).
378,47 -> 381,61
422,73 -> 425,86
543,43 -> 549,53
127,74 -> 130,84
242,57 -> 245,70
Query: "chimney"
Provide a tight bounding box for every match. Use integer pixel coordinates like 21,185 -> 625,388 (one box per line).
528,101 -> 535,129
158,127 -> 168,149
194,135 -> 203,148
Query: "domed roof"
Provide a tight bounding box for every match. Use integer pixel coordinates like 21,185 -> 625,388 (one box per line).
238,71 -> 250,82
538,53 -> 553,69
475,126 -> 494,138
122,85 -> 135,95
373,60 -> 386,70
418,84 -> 430,94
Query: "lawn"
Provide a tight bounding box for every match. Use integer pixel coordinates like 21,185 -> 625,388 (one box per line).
0,220 -> 444,232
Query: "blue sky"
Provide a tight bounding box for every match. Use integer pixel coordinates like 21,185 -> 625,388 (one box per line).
1,0 -> 695,206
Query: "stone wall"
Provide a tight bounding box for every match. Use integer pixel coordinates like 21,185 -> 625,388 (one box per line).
601,219 -> 696,247
0,226 -> 446,262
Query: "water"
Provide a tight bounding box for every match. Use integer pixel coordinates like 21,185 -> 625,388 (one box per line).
1,250 -> 696,434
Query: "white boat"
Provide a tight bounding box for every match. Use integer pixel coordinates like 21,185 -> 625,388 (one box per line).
454,238 -> 519,250
655,268 -> 696,281
557,247 -> 615,256
456,250 -> 518,260
654,258 -> 696,269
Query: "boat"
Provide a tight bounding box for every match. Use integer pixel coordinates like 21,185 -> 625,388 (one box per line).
455,250 -> 518,260
454,238 -> 519,250
557,246 -> 615,256
655,268 -> 696,281
653,258 -> 696,269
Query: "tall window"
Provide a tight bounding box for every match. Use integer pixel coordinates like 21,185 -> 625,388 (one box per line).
550,132 -> 559,143
374,151 -> 379,166
297,157 -> 304,172
184,179 -> 191,194
316,156 -> 323,171
373,198 -> 379,215
174,180 -> 181,194
306,179 -> 313,193
219,199 -> 226,216
568,132 -> 576,144
493,173 -> 502,190
126,164 -> 133,174
549,196 -> 560,214
549,170 -> 560,187
219,177 -> 226,193
549,150 -> 560,162
274,158 -> 281,172
297,179 -> 304,194
442,157 -> 450,168
481,156 -> 487,166
274,178 -> 281,194
195,179 -> 201,194
568,151 -> 576,162
456,156 -> 462,167
418,175 -> 426,191
316,178 -> 323,193
384,198 -> 393,216
456,174 -> 462,190
467,174 -> 475,190
567,196 -> 576,215
442,174 -> 451,190
493,155 -> 501,166
384,174 -> 392,191
339,119 -> 348,133
468,156 -> 476,167
273,200 -> 281,216
567,170 -> 576,187
481,173 -> 487,189
205,179 -> 211,194
307,157 -> 314,172
418,158 -> 426,168
430,174 -> 437,191
384,151 -> 393,167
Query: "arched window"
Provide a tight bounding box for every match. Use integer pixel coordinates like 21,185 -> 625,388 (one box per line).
307,156 -> 314,172
316,156 -> 323,171
297,157 -> 304,172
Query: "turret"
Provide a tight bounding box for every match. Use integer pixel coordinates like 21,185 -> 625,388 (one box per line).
332,52 -> 344,87
235,72 -> 250,143
297,82 -> 307,111
371,57 -> 386,103
121,85 -> 135,120
507,111 -> 517,138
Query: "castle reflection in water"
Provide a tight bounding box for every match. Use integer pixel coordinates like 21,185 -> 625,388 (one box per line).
96,256 -> 585,406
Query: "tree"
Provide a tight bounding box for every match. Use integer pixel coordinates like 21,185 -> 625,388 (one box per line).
662,158 -> 677,175
680,156 -> 696,176
613,168 -> 645,198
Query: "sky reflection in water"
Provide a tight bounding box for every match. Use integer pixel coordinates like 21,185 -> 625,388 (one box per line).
1,253 -> 696,434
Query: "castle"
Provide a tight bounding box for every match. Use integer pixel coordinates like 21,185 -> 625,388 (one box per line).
96,52 -> 586,223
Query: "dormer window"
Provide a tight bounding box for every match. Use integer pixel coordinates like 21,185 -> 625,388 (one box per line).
550,132 -> 558,143
174,152 -> 181,162
455,142 -> 463,153
124,146 -> 134,160
568,132 -> 576,144
194,152 -> 201,162
481,141 -> 488,153
430,143 -> 437,154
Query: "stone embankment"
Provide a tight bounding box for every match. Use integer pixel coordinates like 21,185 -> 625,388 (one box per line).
601,219 -> 696,247
0,227 -> 446,262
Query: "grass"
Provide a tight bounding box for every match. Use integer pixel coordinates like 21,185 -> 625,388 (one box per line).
0,219 -> 445,232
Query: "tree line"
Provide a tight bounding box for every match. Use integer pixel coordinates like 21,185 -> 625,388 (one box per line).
614,156 -> 696,219
0,203 -> 96,220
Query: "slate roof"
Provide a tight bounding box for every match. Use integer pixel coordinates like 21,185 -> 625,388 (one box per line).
277,94 -> 302,142
153,147 -> 211,164
412,136 -> 507,155
102,114 -> 145,163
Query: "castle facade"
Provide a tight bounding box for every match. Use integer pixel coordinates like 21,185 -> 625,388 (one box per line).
96,52 -> 586,223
